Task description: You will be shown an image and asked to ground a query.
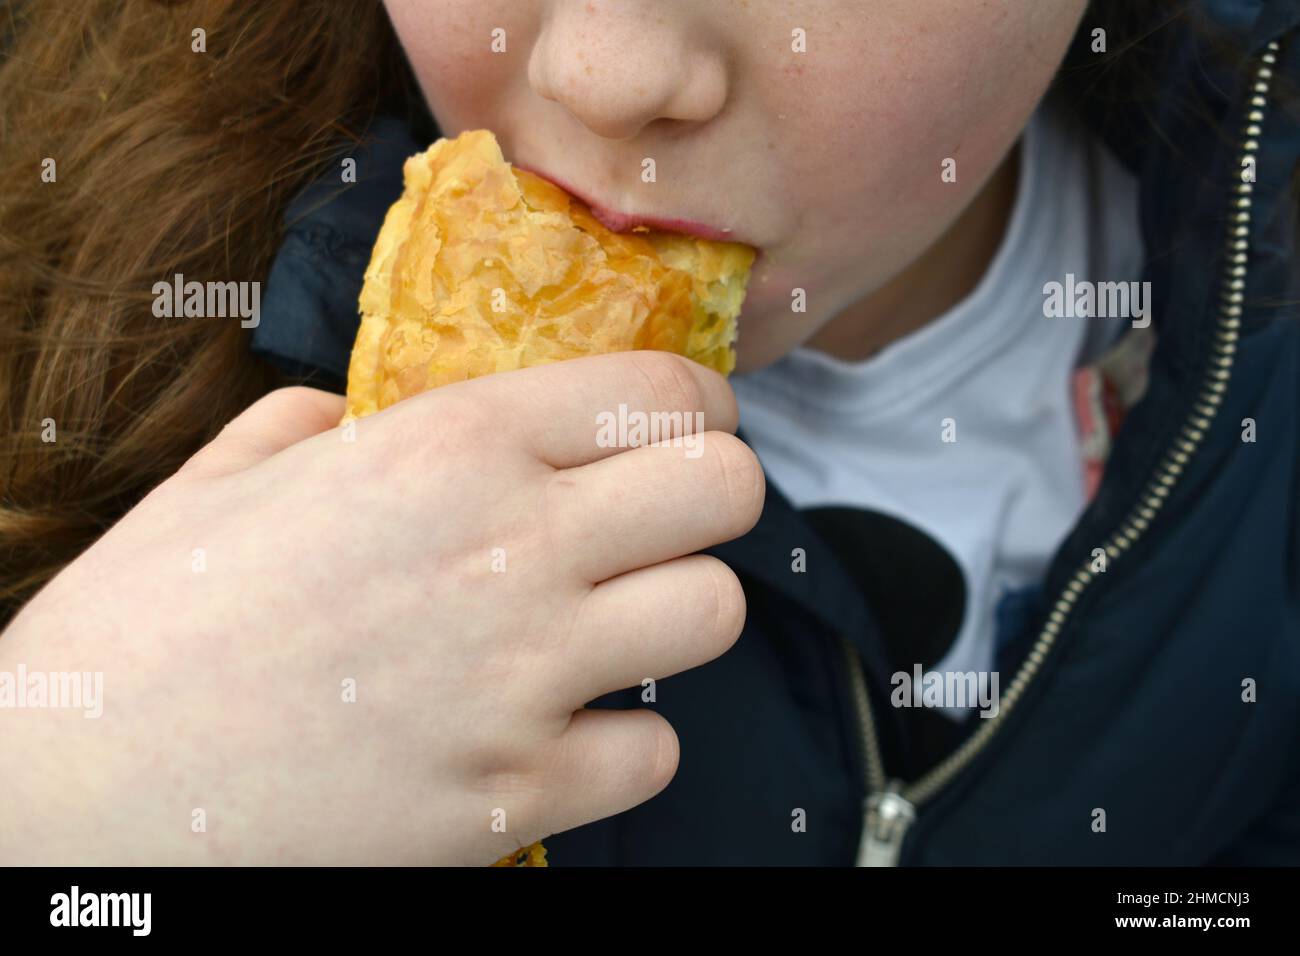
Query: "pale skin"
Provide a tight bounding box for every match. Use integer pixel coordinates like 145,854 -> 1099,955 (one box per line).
2,356 -> 760,864
1,0 -> 1086,863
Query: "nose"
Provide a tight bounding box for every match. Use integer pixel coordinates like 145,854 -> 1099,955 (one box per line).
527,0 -> 728,141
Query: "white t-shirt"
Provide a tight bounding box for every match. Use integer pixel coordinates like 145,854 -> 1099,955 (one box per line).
731,95 -> 1144,718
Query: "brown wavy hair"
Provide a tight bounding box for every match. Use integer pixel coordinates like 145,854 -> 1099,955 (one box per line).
0,0 -> 1287,628
0,0 -> 420,625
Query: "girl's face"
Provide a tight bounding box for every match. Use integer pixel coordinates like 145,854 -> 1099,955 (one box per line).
384,0 -> 1088,372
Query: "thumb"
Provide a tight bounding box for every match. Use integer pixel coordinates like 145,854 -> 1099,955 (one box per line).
178,386 -> 346,480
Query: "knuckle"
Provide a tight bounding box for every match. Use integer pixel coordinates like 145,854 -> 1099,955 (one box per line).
376,390 -> 493,470
432,394 -> 494,449
236,386 -> 297,424
541,468 -> 581,539
244,386 -> 331,435
177,427 -> 247,481
625,351 -> 705,418
426,391 -> 493,443
262,385 -> 317,413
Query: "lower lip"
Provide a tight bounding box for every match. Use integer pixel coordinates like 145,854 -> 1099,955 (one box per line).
513,162 -> 745,245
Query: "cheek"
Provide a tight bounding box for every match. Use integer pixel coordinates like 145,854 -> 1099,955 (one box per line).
736,1 -> 1082,359
385,0 -> 534,136
783,2 -> 1076,251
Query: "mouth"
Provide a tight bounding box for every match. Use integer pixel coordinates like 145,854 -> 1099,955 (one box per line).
512,161 -> 747,245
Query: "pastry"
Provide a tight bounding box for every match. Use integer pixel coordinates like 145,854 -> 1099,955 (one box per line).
343,129 -> 754,420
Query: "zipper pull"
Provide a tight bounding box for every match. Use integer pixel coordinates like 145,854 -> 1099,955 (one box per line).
855,782 -> 916,867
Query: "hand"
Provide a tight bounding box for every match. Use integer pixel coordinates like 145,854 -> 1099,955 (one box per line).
0,351 -> 764,864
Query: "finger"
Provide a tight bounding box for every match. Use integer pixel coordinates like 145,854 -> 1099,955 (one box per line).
563,554 -> 746,703
464,350 -> 740,469
178,386 -> 345,479
541,708 -> 680,840
545,431 -> 765,582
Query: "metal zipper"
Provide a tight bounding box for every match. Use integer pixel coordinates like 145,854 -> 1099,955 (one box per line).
844,40 -> 1282,867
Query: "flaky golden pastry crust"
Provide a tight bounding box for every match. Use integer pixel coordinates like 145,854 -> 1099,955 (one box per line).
343,129 -> 754,420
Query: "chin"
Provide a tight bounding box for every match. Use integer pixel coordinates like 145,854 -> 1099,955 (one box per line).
731,325 -> 805,375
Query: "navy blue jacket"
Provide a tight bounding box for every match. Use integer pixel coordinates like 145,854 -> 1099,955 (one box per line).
251,2 -> 1300,864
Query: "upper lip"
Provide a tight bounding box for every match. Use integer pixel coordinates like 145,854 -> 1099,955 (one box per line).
513,161 -> 746,245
